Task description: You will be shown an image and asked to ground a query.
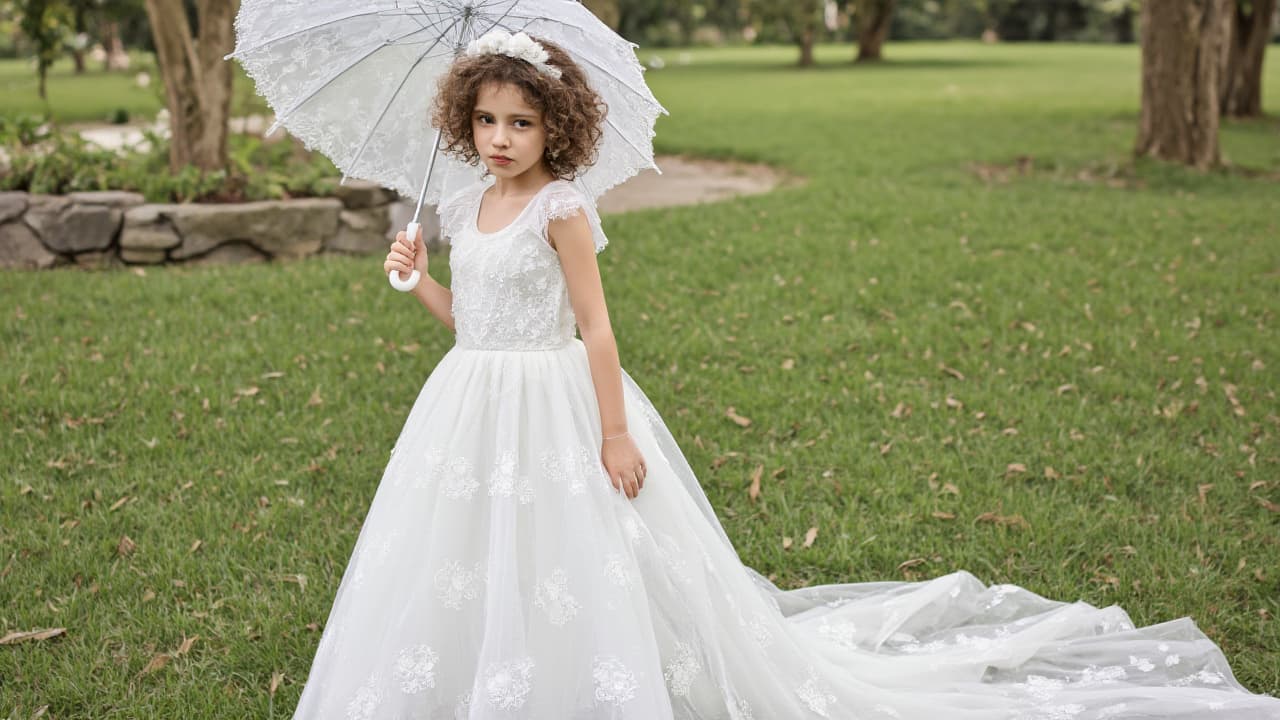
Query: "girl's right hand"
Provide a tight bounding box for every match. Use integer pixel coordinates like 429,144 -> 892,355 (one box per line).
384,226 -> 428,282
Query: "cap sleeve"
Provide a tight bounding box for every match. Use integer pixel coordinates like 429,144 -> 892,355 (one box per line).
539,180 -> 609,254
434,181 -> 482,242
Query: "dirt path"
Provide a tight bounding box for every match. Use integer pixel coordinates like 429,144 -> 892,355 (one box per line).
597,154 -> 800,214
74,122 -> 798,210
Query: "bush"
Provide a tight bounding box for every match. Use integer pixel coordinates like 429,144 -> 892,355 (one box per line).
0,115 -> 342,203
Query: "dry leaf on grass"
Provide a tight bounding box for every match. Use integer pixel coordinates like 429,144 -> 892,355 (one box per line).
748,464 -> 762,503
975,511 -> 1030,530
0,627 -> 66,645
803,526 -> 818,548
725,406 -> 752,428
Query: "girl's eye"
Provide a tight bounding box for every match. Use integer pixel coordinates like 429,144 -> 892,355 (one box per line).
515,119 -> 532,128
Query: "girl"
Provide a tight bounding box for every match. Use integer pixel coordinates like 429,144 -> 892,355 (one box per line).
291,31 -> 1280,720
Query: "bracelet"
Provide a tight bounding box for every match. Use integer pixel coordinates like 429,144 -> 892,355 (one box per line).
603,431 -> 630,441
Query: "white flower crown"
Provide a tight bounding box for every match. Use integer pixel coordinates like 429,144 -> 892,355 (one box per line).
464,30 -> 563,80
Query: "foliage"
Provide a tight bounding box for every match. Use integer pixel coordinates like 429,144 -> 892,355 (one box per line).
0,115 -> 338,202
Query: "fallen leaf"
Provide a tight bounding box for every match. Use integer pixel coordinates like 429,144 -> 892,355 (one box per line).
270,671 -> 284,696
931,511 -> 956,520
897,557 -> 926,572
1044,466 -> 1061,480
1257,498 -> 1280,514
802,526 -> 818,548
782,536 -> 793,550
0,628 -> 66,645
725,406 -> 752,428
277,573 -> 308,591
1198,484 -> 1214,505
748,464 -> 762,503
138,653 -> 170,676
1005,463 -> 1027,477
176,634 -> 199,656
975,512 -> 1030,530
117,535 -> 136,556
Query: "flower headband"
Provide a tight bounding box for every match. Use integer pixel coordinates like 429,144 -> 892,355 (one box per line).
464,30 -> 563,80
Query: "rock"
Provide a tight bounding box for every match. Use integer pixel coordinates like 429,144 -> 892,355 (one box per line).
167,198 -> 341,260
0,192 -> 28,224
120,247 -> 167,264
328,207 -> 392,254
387,199 -> 444,251
73,250 -> 124,270
0,221 -> 59,269
186,242 -> 269,266
67,191 -> 145,209
121,205 -> 181,250
334,180 -> 397,210
26,195 -> 122,254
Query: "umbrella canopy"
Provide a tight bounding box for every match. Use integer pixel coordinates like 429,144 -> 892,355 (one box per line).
227,0 -> 667,208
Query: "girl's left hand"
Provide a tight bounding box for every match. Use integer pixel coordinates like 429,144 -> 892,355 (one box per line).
601,433 -> 646,499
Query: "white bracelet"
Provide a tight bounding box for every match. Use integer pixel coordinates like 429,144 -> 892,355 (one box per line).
603,431 -> 630,441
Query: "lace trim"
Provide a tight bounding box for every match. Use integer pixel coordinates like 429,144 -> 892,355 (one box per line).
538,181 -> 609,255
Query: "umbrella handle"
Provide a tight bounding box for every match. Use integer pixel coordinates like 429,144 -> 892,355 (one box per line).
387,221 -> 422,292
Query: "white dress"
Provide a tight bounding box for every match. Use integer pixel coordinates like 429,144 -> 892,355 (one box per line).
291,177 -> 1280,720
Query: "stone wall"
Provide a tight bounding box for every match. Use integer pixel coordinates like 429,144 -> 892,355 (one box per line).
0,182 -> 442,270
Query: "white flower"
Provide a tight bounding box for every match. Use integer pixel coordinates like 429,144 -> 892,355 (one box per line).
464,29 -> 562,79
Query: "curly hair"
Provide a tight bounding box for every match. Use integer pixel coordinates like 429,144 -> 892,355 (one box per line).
430,36 -> 606,181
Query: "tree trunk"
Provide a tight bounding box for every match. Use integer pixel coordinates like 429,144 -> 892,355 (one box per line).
144,0 -> 239,173
856,0 -> 896,61
798,25 -> 815,67
1219,0 -> 1275,117
72,4 -> 86,74
101,21 -> 125,71
1115,6 -> 1135,42
1041,4 -> 1060,41
1135,0 -> 1231,170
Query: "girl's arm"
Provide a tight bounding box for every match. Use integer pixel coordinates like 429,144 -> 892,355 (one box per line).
411,275 -> 455,333
389,227 -> 455,332
550,211 -> 646,499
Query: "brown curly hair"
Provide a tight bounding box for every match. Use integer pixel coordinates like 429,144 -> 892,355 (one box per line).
430,36 -> 606,180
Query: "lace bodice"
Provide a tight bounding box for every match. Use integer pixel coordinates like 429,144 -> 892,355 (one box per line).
438,178 -> 609,351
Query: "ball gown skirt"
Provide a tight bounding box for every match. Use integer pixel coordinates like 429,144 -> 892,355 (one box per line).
288,337 -> 1280,720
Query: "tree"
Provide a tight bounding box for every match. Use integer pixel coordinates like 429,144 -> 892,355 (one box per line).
854,0 -> 895,60
144,0 -> 239,172
1219,0 -> 1276,117
1134,0 -> 1231,169
751,0 -> 824,66
17,0 -> 71,100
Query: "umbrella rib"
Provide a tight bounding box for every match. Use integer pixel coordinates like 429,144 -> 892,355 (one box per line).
267,19 -> 459,136
344,46 -> 463,180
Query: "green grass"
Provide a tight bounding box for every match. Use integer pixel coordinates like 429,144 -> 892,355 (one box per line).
2,41 -> 1279,716
0,52 -> 267,124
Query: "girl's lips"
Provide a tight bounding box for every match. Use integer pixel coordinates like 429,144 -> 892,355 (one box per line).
492,156 -> 513,165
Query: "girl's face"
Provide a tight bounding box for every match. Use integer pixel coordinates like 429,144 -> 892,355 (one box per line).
472,81 -> 549,180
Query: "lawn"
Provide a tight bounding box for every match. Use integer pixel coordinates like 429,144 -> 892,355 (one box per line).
0,52 -> 266,125
1,41 -> 1278,717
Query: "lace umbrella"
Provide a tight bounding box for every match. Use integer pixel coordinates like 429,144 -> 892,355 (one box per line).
225,0 -> 667,291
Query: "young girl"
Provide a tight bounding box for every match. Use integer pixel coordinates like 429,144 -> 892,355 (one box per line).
290,31 -> 1280,720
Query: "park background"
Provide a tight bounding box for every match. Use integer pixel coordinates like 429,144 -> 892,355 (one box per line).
2,1 -> 1278,717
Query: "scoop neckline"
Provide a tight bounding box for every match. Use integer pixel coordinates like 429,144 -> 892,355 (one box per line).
470,179 -> 563,237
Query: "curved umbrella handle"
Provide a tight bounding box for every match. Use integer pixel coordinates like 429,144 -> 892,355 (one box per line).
388,221 -> 422,292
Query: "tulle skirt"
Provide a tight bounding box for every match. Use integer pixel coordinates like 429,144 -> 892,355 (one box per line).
291,338 -> 1280,719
